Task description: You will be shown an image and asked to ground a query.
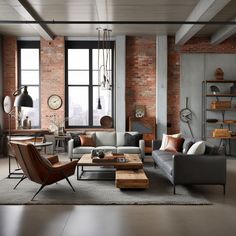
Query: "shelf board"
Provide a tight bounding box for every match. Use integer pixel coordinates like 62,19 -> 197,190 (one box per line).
206,108 -> 236,111
206,94 -> 236,97
207,136 -> 236,139
205,80 -> 236,83
206,121 -> 236,125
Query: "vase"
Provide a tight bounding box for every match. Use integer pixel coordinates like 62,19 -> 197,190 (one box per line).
23,116 -> 31,129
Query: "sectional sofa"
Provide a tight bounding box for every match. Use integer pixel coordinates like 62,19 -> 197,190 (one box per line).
152,139 -> 227,194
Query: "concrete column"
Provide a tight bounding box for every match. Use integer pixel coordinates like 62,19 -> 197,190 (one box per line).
115,35 -> 126,132
156,36 -> 168,139
0,36 -> 3,155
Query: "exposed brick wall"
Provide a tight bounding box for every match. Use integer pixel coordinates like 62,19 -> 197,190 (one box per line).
2,36 -> 65,130
2,36 -> 17,130
167,36 -> 236,134
126,36 -> 156,128
40,37 -> 65,129
167,37 -> 180,134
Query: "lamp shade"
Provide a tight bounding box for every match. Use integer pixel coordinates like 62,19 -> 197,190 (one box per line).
14,86 -> 33,107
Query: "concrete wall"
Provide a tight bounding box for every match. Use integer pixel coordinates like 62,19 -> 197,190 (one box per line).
181,53 -> 236,154
0,36 -> 3,155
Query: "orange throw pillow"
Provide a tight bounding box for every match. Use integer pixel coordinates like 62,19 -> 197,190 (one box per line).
79,135 -> 95,147
164,136 -> 184,152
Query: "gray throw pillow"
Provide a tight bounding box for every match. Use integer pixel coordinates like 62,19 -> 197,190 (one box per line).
124,133 -> 143,147
205,142 -> 219,155
183,141 -> 194,154
70,131 -> 85,147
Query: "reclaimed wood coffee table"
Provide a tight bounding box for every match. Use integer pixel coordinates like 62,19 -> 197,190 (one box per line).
77,153 -> 149,189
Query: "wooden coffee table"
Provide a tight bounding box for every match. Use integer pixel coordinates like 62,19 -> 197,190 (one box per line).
77,153 -> 149,189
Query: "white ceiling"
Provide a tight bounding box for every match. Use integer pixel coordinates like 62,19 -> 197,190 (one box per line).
0,0 -> 236,44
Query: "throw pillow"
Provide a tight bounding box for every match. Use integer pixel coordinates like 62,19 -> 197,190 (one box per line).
160,133 -> 182,150
182,141 -> 194,154
124,133 -> 143,147
70,133 -> 83,147
187,141 -> 206,155
164,136 -> 184,152
80,135 -> 95,147
204,142 -> 219,155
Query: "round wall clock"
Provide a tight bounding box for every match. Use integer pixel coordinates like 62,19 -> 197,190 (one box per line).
47,95 -> 63,110
3,96 -> 12,114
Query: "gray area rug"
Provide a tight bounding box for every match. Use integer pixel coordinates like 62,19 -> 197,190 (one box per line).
0,165 -> 211,205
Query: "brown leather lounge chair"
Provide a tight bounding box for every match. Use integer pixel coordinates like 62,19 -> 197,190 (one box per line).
10,142 -> 78,200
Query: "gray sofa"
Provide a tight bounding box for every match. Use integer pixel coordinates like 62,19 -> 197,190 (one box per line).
68,131 -> 145,161
152,140 -> 226,194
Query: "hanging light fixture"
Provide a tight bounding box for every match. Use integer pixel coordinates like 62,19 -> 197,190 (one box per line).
101,28 -> 112,90
96,27 -> 112,109
96,27 -> 102,109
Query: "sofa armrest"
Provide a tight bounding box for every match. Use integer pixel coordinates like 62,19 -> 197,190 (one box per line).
68,139 -> 74,160
173,154 -> 226,185
152,140 -> 162,151
139,139 -> 145,159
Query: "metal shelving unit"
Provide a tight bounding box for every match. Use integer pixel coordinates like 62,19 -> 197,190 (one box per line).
202,80 -> 236,155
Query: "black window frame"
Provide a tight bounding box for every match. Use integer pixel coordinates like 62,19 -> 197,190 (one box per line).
17,40 -> 41,128
65,40 -> 115,128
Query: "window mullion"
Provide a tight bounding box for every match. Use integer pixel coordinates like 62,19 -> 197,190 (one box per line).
89,48 -> 93,127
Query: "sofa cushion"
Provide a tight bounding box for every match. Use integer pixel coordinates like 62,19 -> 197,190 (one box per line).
95,132 -> 116,146
80,135 -> 95,147
94,146 -> 117,153
152,150 -> 174,176
164,136 -> 184,152
124,133 -> 143,147
116,132 -> 139,146
117,146 -> 141,154
160,133 -> 182,150
187,141 -> 205,155
73,146 -> 94,154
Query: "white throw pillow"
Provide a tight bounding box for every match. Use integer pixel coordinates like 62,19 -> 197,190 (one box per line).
187,141 -> 206,155
160,133 -> 182,150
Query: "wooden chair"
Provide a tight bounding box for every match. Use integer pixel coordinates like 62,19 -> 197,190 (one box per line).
10,142 -> 78,200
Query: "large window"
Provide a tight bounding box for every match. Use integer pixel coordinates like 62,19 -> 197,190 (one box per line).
65,41 -> 114,128
18,41 -> 40,128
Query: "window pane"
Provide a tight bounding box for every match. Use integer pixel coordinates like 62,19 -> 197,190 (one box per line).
20,86 -> 39,127
92,70 -> 99,85
21,71 -> 39,85
68,87 -> 89,126
68,49 -> 89,70
68,71 -> 89,85
21,49 -> 39,70
93,49 -> 112,70
93,87 -> 112,126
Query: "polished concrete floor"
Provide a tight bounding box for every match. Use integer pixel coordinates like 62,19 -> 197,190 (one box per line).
0,154 -> 236,236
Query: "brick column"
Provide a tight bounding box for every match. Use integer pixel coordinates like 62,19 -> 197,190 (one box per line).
3,36 -> 17,130
40,37 -> 65,129
126,36 -> 156,128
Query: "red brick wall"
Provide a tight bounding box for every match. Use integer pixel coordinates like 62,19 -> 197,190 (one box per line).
2,36 -> 17,130
2,36 -> 65,130
167,36 -> 236,134
40,37 -> 65,129
126,36 -> 156,128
